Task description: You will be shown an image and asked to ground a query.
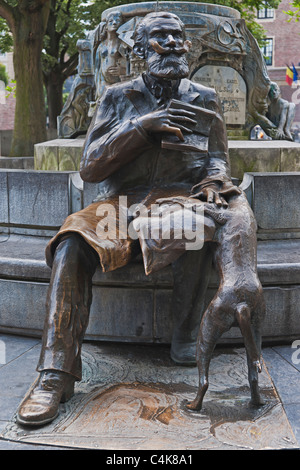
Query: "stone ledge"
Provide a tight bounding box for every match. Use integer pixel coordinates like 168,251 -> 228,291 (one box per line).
241,172 -> 300,244
0,157 -> 34,169
228,140 -> 300,180
0,169 -> 82,236
34,138 -> 300,181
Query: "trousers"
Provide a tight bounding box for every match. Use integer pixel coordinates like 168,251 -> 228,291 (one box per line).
37,233 -> 213,380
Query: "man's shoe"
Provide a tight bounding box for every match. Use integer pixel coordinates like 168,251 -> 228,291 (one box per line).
17,370 -> 75,426
170,341 -> 197,366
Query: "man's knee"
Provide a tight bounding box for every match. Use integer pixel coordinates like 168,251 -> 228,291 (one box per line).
54,233 -> 98,271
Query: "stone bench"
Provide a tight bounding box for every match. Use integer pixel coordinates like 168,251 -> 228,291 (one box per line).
0,169 -> 299,344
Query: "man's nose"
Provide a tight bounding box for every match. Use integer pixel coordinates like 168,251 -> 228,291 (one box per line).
165,34 -> 176,47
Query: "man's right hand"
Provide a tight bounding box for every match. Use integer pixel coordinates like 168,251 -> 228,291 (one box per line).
137,107 -> 197,141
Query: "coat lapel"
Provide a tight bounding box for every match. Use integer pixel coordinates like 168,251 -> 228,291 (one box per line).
123,76 -> 201,115
123,76 -> 211,151
123,76 -> 158,115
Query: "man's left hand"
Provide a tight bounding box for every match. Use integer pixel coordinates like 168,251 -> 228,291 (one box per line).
191,182 -> 242,208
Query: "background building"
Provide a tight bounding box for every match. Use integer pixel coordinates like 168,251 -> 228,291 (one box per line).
257,0 -> 300,128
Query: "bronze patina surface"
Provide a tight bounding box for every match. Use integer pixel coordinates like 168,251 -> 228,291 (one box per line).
17,10 -> 266,427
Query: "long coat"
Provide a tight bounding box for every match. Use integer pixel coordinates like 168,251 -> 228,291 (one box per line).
45,74 -> 234,274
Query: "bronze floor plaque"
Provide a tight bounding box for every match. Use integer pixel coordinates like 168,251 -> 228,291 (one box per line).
2,343 -> 298,450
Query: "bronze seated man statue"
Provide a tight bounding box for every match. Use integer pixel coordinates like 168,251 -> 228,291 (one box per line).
17,11 -> 265,426
266,81 -> 296,141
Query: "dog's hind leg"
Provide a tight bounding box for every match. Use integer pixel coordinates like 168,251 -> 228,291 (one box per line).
186,300 -> 233,411
235,302 -> 264,406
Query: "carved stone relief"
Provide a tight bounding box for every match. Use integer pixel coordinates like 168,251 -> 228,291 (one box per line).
57,2 -> 295,140
193,65 -> 246,125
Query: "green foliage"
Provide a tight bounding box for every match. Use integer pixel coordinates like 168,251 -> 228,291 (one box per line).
0,0 -> 282,64
0,17 -> 13,53
284,1 -> 300,22
42,0 -> 105,77
2,0 -> 282,80
62,91 -> 69,104
5,78 -> 16,97
0,62 -> 9,85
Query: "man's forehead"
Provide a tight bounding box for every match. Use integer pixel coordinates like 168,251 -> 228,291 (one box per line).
146,17 -> 183,34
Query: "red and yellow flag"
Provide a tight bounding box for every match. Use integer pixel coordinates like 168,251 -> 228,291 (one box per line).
286,66 -> 294,85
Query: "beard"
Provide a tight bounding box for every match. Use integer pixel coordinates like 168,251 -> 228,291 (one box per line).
147,52 -> 189,80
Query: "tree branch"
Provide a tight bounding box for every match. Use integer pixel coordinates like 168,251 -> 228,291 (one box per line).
0,0 -> 16,31
58,0 -> 71,37
61,0 -> 71,16
19,0 -> 50,14
55,0 -> 64,15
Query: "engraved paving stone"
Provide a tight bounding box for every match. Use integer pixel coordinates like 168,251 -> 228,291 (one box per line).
3,343 -> 298,450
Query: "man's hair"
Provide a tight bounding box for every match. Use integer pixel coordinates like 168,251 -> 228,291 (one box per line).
133,11 -> 186,58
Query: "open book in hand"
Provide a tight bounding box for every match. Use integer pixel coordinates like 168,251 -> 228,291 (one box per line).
161,99 -> 216,153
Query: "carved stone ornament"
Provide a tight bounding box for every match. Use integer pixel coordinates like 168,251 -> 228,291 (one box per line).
57,2 -> 295,140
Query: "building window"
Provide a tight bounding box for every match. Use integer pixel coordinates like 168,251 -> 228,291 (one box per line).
257,2 -> 274,19
260,38 -> 273,66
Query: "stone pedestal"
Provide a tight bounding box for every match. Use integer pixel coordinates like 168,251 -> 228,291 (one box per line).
34,138 -> 85,171
34,138 -> 300,181
228,140 -> 300,180
0,169 -> 299,344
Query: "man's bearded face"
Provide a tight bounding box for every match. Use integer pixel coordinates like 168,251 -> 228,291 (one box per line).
145,18 -> 190,80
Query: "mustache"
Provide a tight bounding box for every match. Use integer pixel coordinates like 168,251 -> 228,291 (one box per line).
147,52 -> 189,79
149,39 -> 192,56
148,53 -> 189,69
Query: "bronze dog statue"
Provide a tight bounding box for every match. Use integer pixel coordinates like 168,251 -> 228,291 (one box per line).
187,194 -> 266,411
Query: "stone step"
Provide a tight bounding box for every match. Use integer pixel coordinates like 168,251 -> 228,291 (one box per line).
0,234 -> 299,344
34,138 -> 300,181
